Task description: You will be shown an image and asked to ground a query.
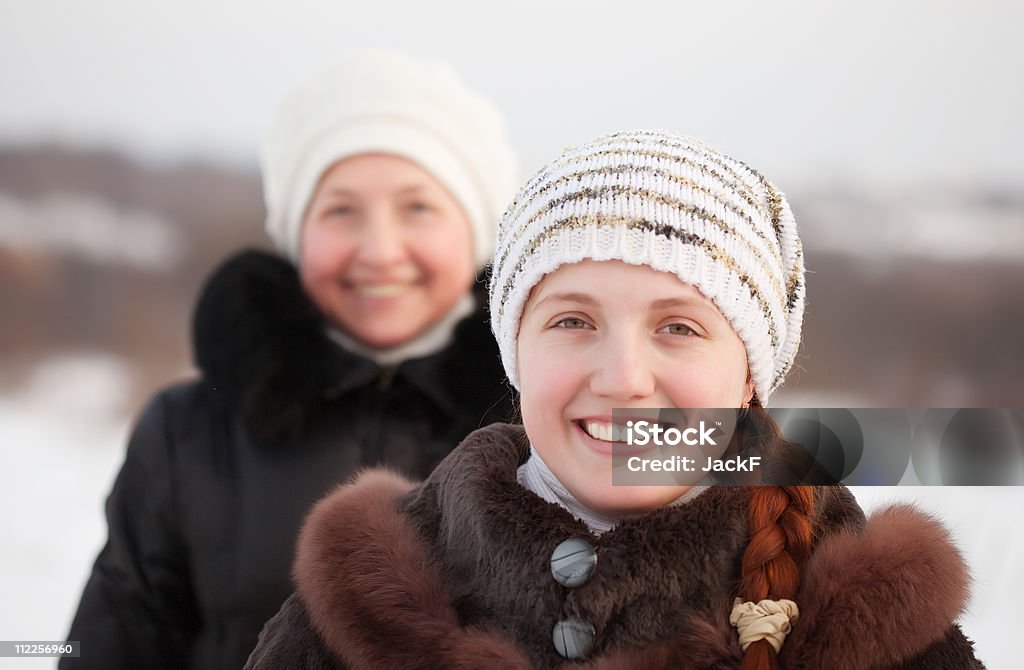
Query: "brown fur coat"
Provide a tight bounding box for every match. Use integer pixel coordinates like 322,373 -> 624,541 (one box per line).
246,423 -> 984,669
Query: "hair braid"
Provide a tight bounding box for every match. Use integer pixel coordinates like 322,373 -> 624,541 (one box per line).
736,409 -> 815,670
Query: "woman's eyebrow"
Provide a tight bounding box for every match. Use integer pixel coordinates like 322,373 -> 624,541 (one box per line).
395,184 -> 429,195
533,292 -> 599,309
648,296 -> 712,311
322,184 -> 428,197
533,294 -> 712,311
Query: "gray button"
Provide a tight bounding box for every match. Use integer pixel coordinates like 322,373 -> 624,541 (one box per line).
550,537 -> 597,588
552,617 -> 595,659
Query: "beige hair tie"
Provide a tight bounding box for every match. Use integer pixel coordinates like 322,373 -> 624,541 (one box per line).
730,598 -> 800,653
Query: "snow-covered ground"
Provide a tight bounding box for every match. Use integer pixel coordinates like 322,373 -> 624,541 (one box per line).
1,356 -> 1021,668
0,356 -> 133,669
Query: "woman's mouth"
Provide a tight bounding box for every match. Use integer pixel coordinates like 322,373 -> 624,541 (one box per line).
352,282 -> 411,298
573,416 -> 683,457
576,419 -> 631,443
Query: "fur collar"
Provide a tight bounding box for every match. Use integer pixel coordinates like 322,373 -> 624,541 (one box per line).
191,250 -> 506,446
294,424 -> 973,669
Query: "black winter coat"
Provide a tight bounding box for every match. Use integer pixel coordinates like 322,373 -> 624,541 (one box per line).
60,250 -> 515,670
246,423 -> 985,670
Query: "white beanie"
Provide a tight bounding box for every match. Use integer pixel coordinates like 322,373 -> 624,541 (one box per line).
261,49 -> 519,268
489,130 -> 805,404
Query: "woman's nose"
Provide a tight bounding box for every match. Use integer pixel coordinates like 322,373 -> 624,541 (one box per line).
588,333 -> 656,401
357,212 -> 406,267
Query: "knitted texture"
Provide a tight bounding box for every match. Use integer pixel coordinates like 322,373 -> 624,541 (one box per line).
261,49 -> 519,267
488,130 -> 805,403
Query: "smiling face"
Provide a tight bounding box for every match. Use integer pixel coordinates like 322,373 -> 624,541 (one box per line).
299,153 -> 475,348
516,259 -> 754,516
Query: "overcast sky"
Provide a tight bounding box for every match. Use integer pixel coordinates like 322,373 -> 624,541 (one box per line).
1,0 -> 1022,187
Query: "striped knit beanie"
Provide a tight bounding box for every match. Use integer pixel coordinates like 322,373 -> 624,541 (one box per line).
488,130 -> 805,404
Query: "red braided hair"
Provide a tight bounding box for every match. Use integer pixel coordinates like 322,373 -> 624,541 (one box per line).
736,407 -> 815,670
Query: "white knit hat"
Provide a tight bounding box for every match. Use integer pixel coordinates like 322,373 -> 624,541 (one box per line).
261,49 -> 519,268
489,130 -> 805,404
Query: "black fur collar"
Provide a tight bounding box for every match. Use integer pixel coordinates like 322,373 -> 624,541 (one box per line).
191,249 -> 508,446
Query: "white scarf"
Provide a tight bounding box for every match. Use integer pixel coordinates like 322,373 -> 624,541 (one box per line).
517,445 -> 708,536
327,293 -> 475,366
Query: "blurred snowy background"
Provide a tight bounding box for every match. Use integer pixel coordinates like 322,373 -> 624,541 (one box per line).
1,1 -> 1022,667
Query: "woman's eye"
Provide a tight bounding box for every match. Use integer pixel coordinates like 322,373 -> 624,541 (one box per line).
660,323 -> 696,336
327,205 -> 354,217
555,317 -> 591,330
406,201 -> 433,213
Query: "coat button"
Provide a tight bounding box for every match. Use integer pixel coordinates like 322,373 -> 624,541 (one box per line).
550,537 -> 597,588
552,617 -> 595,659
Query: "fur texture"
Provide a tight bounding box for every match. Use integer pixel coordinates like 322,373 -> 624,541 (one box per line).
295,469 -> 532,669
780,504 -> 974,669
279,424 -> 979,669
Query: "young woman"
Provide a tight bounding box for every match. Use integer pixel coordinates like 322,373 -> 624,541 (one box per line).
246,130 -> 983,669
61,50 -> 519,670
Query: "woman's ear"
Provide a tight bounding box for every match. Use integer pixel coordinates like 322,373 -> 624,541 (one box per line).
743,374 -> 756,408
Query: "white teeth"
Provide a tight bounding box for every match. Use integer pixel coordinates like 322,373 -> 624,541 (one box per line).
582,420 -> 630,443
356,283 -> 408,298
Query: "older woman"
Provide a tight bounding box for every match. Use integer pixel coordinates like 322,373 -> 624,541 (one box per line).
62,50 -> 519,670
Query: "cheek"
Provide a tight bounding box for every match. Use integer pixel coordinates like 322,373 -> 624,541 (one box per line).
300,225 -> 353,279
518,343 -> 580,439
664,348 -> 750,406
410,225 -> 473,277
517,341 -> 553,429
